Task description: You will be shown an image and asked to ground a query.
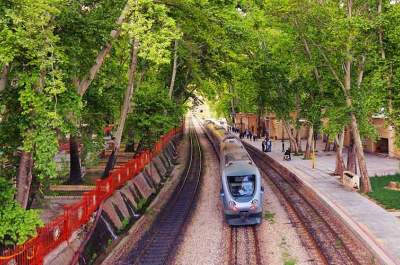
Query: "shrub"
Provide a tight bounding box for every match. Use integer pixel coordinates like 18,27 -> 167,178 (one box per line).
0,178 -> 43,246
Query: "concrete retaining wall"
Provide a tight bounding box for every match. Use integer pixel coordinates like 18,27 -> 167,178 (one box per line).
100,139 -> 179,231
46,135 -> 181,265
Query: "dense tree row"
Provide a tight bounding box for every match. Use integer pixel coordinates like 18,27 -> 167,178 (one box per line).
1,0 -> 399,247
209,1 -> 400,194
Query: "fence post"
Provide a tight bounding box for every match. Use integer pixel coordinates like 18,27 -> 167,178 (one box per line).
63,205 -> 70,242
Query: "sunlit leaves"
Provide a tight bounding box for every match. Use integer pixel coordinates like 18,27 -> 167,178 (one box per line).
122,0 -> 180,64
0,178 -> 43,246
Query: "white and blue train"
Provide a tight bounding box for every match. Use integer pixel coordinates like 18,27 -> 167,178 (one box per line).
204,121 -> 264,226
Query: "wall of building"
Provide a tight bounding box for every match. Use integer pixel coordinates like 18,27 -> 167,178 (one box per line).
235,113 -> 400,159
233,112 -> 309,140
343,118 -> 400,159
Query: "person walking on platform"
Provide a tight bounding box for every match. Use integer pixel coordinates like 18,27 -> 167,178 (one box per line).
267,139 -> 272,152
262,138 -> 267,152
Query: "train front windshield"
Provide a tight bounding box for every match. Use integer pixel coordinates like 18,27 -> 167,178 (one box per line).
228,175 -> 255,197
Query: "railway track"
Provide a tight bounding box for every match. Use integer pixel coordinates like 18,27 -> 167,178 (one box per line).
197,119 -> 264,265
228,226 -> 263,265
117,119 -> 202,265
245,143 -> 377,265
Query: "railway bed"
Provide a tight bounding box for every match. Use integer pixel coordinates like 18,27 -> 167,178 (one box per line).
116,120 -> 202,265
228,226 -> 263,265
245,143 -> 378,265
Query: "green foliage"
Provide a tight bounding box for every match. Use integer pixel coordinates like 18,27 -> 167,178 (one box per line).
122,0 -> 180,65
128,85 -> 184,148
0,178 -> 43,246
0,0 -> 74,182
2,0 -> 400,247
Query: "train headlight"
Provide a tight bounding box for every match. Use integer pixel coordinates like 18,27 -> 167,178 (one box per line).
229,201 -> 239,212
250,199 -> 258,210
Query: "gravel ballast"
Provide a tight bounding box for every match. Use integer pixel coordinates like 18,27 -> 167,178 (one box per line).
173,121 -> 312,265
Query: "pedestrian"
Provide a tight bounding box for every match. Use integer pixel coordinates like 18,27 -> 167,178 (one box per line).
283,148 -> 291,161
262,138 -> 267,152
253,134 -> 256,142
267,139 -> 272,152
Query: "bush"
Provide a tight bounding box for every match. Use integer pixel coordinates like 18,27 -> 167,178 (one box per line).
0,178 -> 43,246
127,87 -> 184,148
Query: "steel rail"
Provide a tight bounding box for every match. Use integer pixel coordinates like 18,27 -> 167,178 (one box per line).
245,143 -> 376,265
117,118 -> 202,265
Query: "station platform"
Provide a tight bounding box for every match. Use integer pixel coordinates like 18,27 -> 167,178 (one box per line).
239,136 -> 400,265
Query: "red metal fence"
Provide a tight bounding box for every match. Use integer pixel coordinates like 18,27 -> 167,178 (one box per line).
0,126 -> 183,265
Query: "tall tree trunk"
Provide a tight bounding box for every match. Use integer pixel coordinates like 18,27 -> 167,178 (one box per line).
168,39 -> 178,99
70,3 -> 132,181
294,93 -> 302,152
283,121 -> 299,153
304,124 -> 314,159
296,130 -> 302,153
334,130 -> 346,178
350,115 -> 372,190
68,135 -> 82,184
347,138 -> 357,174
343,0 -> 371,192
26,173 -> 39,210
103,38 -> 140,178
324,135 -> 330,151
135,138 -> 145,153
125,141 -> 135,152
257,110 -> 262,138
16,70 -> 47,206
16,152 -> 33,209
0,64 -> 9,92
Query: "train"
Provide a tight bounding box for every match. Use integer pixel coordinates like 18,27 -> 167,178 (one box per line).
204,120 -> 264,226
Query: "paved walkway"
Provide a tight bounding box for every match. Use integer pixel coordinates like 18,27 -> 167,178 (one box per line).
239,136 -> 400,264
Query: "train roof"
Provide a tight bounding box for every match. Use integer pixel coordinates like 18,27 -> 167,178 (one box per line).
221,137 -> 254,167
223,160 -> 259,176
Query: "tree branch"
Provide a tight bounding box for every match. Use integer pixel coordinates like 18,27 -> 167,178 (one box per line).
309,39 -> 346,92
169,39 -> 178,99
77,2 -> 131,96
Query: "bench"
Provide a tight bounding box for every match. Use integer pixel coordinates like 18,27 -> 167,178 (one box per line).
342,171 -> 360,190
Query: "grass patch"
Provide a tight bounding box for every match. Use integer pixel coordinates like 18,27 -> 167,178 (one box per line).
263,211 -> 275,223
284,259 -> 297,265
146,208 -> 156,216
367,174 -> 400,210
136,198 -> 148,211
335,238 -> 343,249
